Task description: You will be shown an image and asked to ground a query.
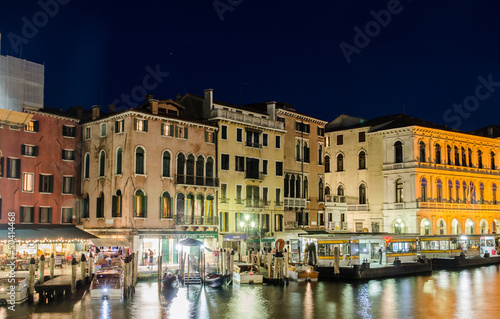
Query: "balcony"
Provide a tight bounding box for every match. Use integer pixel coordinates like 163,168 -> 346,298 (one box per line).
245,199 -> 262,208
326,221 -> 349,231
175,215 -> 219,226
383,161 -> 500,176
245,172 -> 264,181
175,174 -> 219,187
284,197 -> 307,208
210,108 -> 285,130
245,141 -> 262,149
417,201 -> 500,211
347,204 -> 369,211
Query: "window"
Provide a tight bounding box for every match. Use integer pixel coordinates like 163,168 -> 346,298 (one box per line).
436,179 -> 443,202
176,126 -> 188,139
478,150 -> 483,169
39,174 -> 54,193
161,123 -> 174,137
337,135 -> 343,145
135,147 -> 145,175
277,116 -> 285,123
447,145 -> 452,165
25,120 -> 39,132
358,151 -> 366,169
22,173 -> 34,192
276,188 -> 282,206
262,159 -> 268,175
96,192 -> 104,218
7,158 -> 20,179
236,128 -> 242,142
326,136 -> 331,147
295,121 -> 310,133
468,148 -> 473,168
22,145 -> 38,157
221,184 -> 228,202
112,190 -> 122,217
84,126 -> 91,140
359,184 -> 366,204
235,156 -> 244,172
304,177 -> 309,199
456,180 -> 460,203
319,212 -> 325,226
396,179 -> 403,203
394,141 -> 403,163
276,161 -> 283,176
479,183 -> 485,204
39,207 -> 52,223
134,118 -> 148,132
455,147 -> 460,165
337,185 -> 345,196
161,191 -> 172,218
236,185 -> 243,204
162,151 -> 171,177
262,187 -> 269,205
82,194 -> 89,219
325,155 -> 330,173
62,176 -> 74,194
221,154 -> 229,170
358,131 -> 365,142
435,144 -> 441,164
62,208 -> 73,223
115,120 -> 124,133
337,154 -> 344,171
246,157 -> 260,179
262,133 -> 268,147
246,130 -> 260,148
100,123 -> 107,137
318,127 -> 325,137
318,145 -> 323,165
303,142 -> 310,163
246,185 -> 260,207
419,142 -> 426,162
421,178 -> 427,202
355,222 -> 363,233
62,149 -> 75,161
221,125 -> 227,140
134,189 -> 147,217
62,125 -> 75,137
205,130 -> 215,143
461,147 -> 467,167
20,206 -> 34,223
99,150 -> 106,177
0,156 -> 3,178
448,180 -> 453,203
275,135 -> 281,148
319,178 -> 324,202
491,152 -> 496,170
296,140 -> 302,161
116,147 -> 123,175
493,184 -> 497,205
84,153 -> 90,179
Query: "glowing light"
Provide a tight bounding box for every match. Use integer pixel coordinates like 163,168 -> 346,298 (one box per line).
251,221 -> 255,228
245,215 -> 250,221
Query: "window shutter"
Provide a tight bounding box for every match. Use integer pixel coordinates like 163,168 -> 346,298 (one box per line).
49,175 -> 54,193
205,131 -> 208,142
184,127 -> 188,139
161,123 -> 164,136
169,125 -> 174,137
175,125 -> 178,137
143,196 -> 148,217
21,145 -> 25,155
34,146 -> 38,156
48,208 -> 52,223
39,175 -> 43,191
33,121 -> 39,132
16,160 -> 20,178
62,149 -> 65,159
0,157 -> 3,177
69,177 -> 74,194
144,120 -> 148,132
6,159 -> 11,178
134,118 -> 138,130
30,207 -> 34,223
112,195 -> 117,217
133,196 -> 137,217
115,121 -> 118,133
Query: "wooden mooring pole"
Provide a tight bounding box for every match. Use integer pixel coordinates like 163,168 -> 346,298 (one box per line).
39,255 -> 45,284
50,253 -> 55,279
71,257 -> 77,295
28,258 -> 36,301
80,254 -> 87,284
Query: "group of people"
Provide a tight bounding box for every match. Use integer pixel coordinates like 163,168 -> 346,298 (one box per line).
144,249 -> 156,268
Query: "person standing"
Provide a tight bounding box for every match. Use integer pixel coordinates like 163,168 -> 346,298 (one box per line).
144,250 -> 149,268
379,247 -> 383,264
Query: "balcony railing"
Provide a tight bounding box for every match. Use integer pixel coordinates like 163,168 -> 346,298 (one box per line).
347,204 -> 369,211
245,141 -> 262,149
175,215 -> 219,226
245,172 -> 264,180
210,108 -> 285,130
325,195 -> 346,203
284,198 -> 307,208
245,199 -> 262,208
175,174 -> 219,187
417,201 -> 500,210
383,161 -> 500,176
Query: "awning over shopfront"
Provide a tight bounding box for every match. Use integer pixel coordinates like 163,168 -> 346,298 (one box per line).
90,238 -> 130,247
0,224 -> 97,243
247,238 -> 276,243
138,230 -> 218,240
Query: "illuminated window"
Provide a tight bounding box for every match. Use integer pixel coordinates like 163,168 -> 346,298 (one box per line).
421,178 -> 427,202
115,120 -> 124,133
112,190 -> 122,217
22,173 -> 34,192
436,179 -> 442,202
134,189 -> 147,217
134,118 -> 148,132
84,126 -> 91,140
395,179 -> 403,203
62,125 -> 75,137
161,192 -> 172,218
7,158 -> 20,179
25,120 -> 39,132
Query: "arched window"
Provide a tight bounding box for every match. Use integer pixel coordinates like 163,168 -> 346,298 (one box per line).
493,183 -> 497,205
454,146 -> 460,166
461,147 -> 467,167
134,189 -> 147,217
116,147 -> 123,175
303,141 -> 310,163
135,147 -> 145,175
448,180 -> 453,202
419,142 -> 426,162
394,218 -> 405,235
455,180 -> 460,203
186,193 -> 195,217
98,150 -> 106,177
462,181 -> 467,203
295,176 -> 301,198
318,145 -> 323,165
394,141 -> 403,163
96,192 -> 104,218
436,179 -> 442,202
324,155 -> 331,173
177,153 -> 185,183
318,178 -> 324,202
337,154 -> 344,171
478,150 -> 483,169
325,185 -> 330,196
479,182 -> 485,204
395,179 -> 403,203
290,175 -> 296,198
469,182 -> 476,204
358,151 -> 366,169
421,178 -> 427,202
161,191 -> 172,218
112,190 -> 122,217
435,144 -> 441,164
304,177 -> 309,199
337,185 -> 345,197
196,194 -> 204,217
359,184 -> 366,204
84,153 -> 90,179
296,140 -> 301,161
491,152 -> 496,170
420,218 -> 431,235
468,148 -> 473,168
162,151 -> 171,177
465,219 -> 474,234
451,219 -> 461,235
447,145 -> 452,165
284,174 -> 289,197
176,193 -> 185,216
186,154 -> 195,184
196,155 -> 204,185
206,195 -> 214,220
206,157 -> 214,185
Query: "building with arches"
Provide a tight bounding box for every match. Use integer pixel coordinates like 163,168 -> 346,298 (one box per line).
325,113 -> 500,235
80,97 -> 218,265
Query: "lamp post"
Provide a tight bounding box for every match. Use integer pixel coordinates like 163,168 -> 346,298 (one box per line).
239,215 -> 255,262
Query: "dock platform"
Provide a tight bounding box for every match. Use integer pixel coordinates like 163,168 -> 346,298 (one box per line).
431,255 -> 500,269
35,275 -> 90,300
318,261 -> 432,281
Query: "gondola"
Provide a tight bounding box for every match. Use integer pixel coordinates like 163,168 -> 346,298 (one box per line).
162,273 -> 179,290
205,273 -> 231,288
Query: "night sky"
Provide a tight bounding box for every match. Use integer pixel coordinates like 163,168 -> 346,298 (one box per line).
2,0 -> 500,131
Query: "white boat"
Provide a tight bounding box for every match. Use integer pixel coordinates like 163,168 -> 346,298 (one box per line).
233,263 -> 263,284
287,263 -> 319,282
0,277 -> 28,305
90,268 -> 124,299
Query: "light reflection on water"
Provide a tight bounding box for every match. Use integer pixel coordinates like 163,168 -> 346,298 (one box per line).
2,265 -> 500,318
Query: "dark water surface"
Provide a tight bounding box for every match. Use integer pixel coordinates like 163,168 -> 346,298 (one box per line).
3,265 -> 500,319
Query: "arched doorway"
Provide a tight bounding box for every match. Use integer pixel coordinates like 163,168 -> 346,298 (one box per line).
479,219 -> 489,234
465,219 -> 475,234
420,218 -> 431,235
450,219 -> 461,235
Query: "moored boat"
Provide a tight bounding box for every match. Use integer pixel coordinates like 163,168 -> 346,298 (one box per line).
0,277 -> 28,305
205,273 -> 231,288
90,267 -> 124,299
233,263 -> 263,284
162,273 -> 179,290
287,263 -> 319,282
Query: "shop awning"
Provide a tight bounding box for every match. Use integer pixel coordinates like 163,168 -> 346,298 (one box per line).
138,230 -> 218,239
247,238 -> 276,243
90,238 -> 130,247
0,224 -> 97,242
179,238 -> 204,246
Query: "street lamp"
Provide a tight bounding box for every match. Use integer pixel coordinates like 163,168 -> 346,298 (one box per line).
239,215 -> 256,261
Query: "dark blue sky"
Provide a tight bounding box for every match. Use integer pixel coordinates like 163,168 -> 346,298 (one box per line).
2,0 -> 500,131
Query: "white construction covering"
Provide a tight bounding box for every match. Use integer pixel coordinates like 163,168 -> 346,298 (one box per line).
0,55 -> 44,112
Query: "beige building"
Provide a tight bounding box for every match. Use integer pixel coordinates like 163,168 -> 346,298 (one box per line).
325,114 -> 500,235
80,98 -> 218,264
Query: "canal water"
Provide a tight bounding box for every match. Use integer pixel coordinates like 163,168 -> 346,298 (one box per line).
3,265 -> 500,319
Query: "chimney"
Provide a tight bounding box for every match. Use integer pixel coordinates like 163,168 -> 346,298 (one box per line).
203,89 -> 213,120
176,93 -> 182,102
92,105 -> 100,120
108,104 -> 116,113
267,101 -> 276,121
145,94 -> 154,105
488,126 -> 494,137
